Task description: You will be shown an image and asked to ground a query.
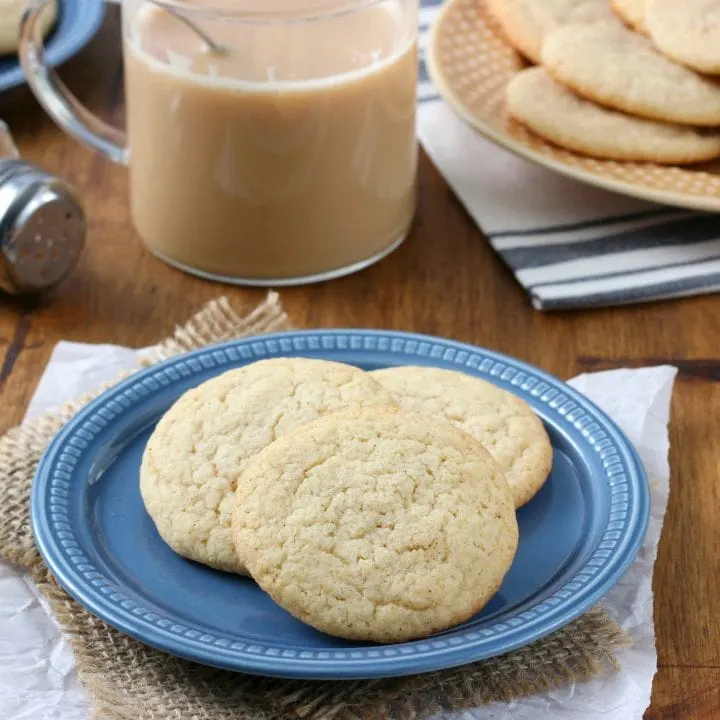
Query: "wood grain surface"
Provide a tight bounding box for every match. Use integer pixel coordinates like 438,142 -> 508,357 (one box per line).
1,8 -> 719,719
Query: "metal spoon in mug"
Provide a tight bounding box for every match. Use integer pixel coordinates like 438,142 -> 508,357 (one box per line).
150,1 -> 227,55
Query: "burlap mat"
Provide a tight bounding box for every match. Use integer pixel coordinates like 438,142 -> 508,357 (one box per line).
0,293 -> 631,720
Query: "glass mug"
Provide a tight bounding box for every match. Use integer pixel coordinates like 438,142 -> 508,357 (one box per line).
20,0 -> 418,285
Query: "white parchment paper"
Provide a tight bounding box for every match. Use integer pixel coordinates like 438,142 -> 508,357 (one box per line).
1,342 -> 676,719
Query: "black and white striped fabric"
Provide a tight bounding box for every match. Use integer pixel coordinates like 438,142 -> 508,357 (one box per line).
417,1 -> 719,310
419,0 -> 444,104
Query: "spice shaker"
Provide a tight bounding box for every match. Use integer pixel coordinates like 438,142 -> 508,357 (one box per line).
0,121 -> 85,295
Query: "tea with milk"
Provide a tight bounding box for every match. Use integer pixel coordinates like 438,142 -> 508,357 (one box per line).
124,1 -> 418,281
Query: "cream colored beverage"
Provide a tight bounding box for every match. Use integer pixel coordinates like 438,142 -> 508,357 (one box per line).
124,1 -> 418,282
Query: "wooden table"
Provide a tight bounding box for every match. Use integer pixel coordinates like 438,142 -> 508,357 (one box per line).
1,9 -> 719,719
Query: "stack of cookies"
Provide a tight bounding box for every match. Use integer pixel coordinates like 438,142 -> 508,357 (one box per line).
486,0 -> 720,164
140,358 -> 552,643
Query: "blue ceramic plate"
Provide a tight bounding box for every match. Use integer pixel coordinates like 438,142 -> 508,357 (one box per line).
0,0 -> 104,93
31,331 -> 649,679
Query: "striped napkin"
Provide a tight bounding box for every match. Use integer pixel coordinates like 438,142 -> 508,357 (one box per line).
417,0 -> 718,310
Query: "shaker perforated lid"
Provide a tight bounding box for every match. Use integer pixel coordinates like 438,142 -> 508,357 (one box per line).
0,123 -> 85,295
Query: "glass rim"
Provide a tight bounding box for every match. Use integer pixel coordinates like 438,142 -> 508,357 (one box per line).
146,0 -> 391,23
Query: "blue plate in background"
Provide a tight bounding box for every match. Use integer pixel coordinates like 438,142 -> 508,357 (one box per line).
0,0 -> 104,93
31,330 -> 649,679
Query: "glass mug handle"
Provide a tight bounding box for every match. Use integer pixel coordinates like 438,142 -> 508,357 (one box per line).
19,0 -> 129,165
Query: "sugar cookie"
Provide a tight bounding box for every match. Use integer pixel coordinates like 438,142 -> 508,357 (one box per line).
646,0 -> 720,74
485,0 -> 612,63
542,20 -> 720,126
233,408 -> 518,643
0,0 -> 56,55
372,366 -> 553,507
506,67 -> 720,163
140,358 -> 396,574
